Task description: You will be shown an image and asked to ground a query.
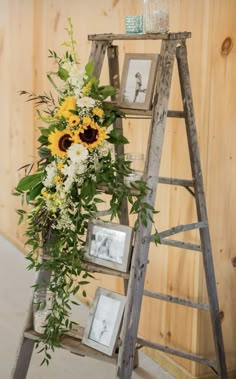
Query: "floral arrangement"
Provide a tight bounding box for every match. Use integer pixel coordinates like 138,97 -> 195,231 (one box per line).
14,19 -> 159,365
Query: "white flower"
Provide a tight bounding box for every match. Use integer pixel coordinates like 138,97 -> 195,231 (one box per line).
62,162 -> 77,178
43,162 -> 57,188
76,96 -> 96,109
67,144 -> 88,163
68,64 -> 84,88
61,60 -> 72,72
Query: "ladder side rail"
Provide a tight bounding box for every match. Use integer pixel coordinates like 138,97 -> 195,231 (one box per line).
107,45 -> 130,298
116,39 -> 178,379
11,238 -> 52,379
176,42 -> 227,379
88,40 -> 111,79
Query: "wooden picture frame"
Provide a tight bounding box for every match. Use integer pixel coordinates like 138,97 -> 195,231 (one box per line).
84,219 -> 133,273
82,287 -> 126,356
118,53 -> 159,110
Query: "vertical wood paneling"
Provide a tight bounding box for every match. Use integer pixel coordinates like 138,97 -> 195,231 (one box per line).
0,1 -> 236,377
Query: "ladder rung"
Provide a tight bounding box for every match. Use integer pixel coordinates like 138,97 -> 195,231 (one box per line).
24,328 -> 117,363
150,221 -> 208,241
81,262 -> 130,279
158,176 -> 194,186
143,290 -> 209,310
160,238 -> 201,252
137,337 -> 217,371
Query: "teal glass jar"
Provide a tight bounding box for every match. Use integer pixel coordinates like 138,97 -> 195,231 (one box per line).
125,16 -> 143,34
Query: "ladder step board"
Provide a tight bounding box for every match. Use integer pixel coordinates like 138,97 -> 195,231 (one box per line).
158,177 -> 194,187
143,289 -> 209,310
150,221 -> 208,241
82,262 -> 130,279
137,337 -> 217,372
120,108 -> 185,119
160,238 -> 201,251
88,32 -> 192,41
41,255 -> 130,278
24,328 -> 117,364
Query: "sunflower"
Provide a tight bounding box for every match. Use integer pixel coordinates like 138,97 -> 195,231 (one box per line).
68,115 -> 80,128
77,121 -> 109,150
48,129 -> 75,157
92,107 -> 104,119
56,96 -> 77,119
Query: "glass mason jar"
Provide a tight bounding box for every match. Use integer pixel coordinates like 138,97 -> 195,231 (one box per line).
33,289 -> 53,334
124,153 -> 145,186
143,0 -> 169,34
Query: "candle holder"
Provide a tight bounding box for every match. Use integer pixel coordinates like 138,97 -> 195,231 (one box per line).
125,16 -> 143,34
124,153 -> 145,186
143,0 -> 169,34
33,289 -> 53,334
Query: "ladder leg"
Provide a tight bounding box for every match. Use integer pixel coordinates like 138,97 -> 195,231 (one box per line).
176,43 -> 227,379
11,338 -> 35,379
116,39 -> 178,379
107,44 -> 130,295
11,262 -> 52,378
89,40 -> 111,78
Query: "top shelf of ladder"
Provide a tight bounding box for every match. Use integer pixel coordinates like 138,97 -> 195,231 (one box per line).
88,32 -> 191,42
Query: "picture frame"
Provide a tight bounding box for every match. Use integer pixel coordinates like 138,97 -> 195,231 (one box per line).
84,219 -> 133,273
118,53 -> 159,110
82,287 -> 126,356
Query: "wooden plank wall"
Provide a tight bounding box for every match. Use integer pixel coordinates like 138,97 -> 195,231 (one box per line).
0,0 -> 235,377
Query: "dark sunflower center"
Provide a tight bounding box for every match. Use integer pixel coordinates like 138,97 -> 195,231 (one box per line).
79,126 -> 98,144
59,134 -> 73,152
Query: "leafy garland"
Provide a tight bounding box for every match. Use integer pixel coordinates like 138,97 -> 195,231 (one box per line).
14,19 -> 159,365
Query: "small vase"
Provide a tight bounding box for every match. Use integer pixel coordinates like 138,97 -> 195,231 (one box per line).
124,153 -> 145,186
143,0 -> 169,34
33,289 -> 53,334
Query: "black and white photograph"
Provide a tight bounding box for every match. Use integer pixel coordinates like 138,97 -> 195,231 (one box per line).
82,288 -> 126,356
84,220 -> 133,272
118,53 -> 159,110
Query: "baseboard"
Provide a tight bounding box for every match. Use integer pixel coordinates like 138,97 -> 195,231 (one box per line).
142,347 -> 236,379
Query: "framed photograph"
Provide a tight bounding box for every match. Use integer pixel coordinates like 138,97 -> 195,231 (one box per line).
82,287 -> 126,356
84,219 -> 133,273
118,53 -> 159,110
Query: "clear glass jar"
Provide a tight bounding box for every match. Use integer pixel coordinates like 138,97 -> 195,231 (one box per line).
124,153 -> 145,186
143,0 -> 169,34
33,289 -> 53,334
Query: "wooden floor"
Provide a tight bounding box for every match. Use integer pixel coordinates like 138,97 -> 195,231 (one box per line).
0,235 -> 174,379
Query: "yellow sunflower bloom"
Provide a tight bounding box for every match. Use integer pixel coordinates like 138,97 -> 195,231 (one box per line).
83,116 -> 92,126
48,129 -> 76,157
69,115 -> 80,128
77,121 -> 109,150
92,107 -> 104,118
56,96 -> 77,119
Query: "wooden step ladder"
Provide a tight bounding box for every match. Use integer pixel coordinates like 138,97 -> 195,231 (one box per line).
12,32 -> 227,379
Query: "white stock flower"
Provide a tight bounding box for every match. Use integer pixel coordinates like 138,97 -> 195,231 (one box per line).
67,144 -> 88,163
43,162 -> 57,188
68,64 -> 84,88
76,96 -> 96,109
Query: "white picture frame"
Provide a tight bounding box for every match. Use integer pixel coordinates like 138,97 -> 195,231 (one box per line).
82,287 -> 126,356
84,219 -> 133,273
118,53 -> 159,110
